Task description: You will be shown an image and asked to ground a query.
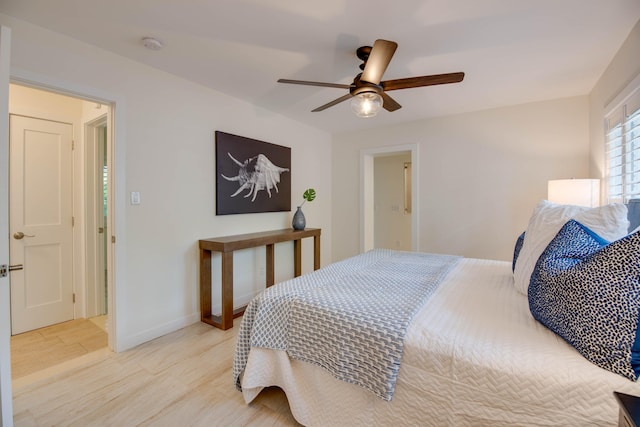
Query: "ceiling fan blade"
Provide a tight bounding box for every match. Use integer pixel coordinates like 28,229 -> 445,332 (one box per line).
382,72 -> 465,91
360,39 -> 397,85
311,93 -> 353,112
278,79 -> 351,89
381,93 -> 402,112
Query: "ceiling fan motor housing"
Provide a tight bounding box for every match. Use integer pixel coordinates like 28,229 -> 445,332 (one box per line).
350,73 -> 383,96
356,46 -> 373,70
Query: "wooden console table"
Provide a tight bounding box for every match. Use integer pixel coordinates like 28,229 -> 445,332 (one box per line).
199,228 -> 321,330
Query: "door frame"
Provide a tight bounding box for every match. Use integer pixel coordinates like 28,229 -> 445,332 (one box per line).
0,24 -> 14,426
8,69 -> 126,353
84,114 -> 108,318
360,143 -> 419,253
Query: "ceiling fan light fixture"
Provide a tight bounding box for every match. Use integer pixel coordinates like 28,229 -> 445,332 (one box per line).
351,92 -> 383,118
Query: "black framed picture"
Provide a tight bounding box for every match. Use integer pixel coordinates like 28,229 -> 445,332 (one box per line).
215,131 -> 291,215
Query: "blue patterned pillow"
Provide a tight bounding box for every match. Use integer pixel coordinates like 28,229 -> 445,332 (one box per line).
529,219 -> 640,380
512,232 -> 525,272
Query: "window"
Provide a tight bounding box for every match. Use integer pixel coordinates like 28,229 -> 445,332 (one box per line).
605,75 -> 640,203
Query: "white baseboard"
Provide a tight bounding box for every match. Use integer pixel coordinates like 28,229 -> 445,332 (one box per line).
119,290 -> 261,351
117,312 -> 200,352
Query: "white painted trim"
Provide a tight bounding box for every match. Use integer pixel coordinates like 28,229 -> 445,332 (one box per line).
118,312 -> 200,352
605,71 -> 640,114
360,143 -> 419,253
0,24 -> 14,427
84,115 -> 108,319
9,67 -> 127,353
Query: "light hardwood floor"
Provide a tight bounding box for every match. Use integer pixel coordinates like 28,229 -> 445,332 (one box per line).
11,318 -> 108,379
12,318 -> 301,426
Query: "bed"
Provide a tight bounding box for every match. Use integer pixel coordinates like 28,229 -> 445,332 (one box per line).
233,199 -> 640,426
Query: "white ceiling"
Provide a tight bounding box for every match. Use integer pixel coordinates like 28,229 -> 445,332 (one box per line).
1,0 -> 640,134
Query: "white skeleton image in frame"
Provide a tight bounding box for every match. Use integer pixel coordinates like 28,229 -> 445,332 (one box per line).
221,152 -> 290,202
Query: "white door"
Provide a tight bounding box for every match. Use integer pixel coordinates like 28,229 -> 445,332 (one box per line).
10,114 -> 74,335
0,24 -> 14,427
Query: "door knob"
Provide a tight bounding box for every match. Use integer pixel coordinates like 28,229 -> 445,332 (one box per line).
13,231 -> 35,240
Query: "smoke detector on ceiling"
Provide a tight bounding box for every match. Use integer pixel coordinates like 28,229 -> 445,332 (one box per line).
141,37 -> 164,51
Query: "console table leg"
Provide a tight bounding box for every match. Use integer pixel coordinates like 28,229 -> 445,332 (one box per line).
314,235 -> 321,270
200,249 -> 212,320
294,239 -> 302,277
221,252 -> 234,330
266,243 -> 274,287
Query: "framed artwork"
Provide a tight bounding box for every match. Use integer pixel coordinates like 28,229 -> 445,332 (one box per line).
215,131 -> 291,215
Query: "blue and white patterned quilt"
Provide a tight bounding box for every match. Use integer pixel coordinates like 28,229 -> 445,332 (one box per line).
233,249 -> 461,401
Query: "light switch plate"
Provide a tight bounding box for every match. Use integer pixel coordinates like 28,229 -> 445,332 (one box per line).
130,191 -> 141,205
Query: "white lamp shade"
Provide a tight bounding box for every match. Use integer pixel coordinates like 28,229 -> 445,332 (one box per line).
547,179 -> 600,207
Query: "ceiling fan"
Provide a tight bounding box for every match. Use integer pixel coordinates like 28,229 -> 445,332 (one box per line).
278,39 -> 465,117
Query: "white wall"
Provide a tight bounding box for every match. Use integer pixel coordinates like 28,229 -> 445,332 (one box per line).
1,13 -> 332,350
333,96 -> 590,262
589,18 -> 640,184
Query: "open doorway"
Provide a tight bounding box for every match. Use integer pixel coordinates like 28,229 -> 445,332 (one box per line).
361,144 -> 419,253
8,83 -> 113,379
374,152 -> 412,250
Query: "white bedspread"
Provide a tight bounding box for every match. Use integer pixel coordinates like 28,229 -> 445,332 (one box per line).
240,258 -> 640,426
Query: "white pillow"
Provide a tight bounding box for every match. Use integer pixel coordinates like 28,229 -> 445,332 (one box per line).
512,200 -> 629,295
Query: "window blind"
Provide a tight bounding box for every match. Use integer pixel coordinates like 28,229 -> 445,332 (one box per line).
605,79 -> 640,204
